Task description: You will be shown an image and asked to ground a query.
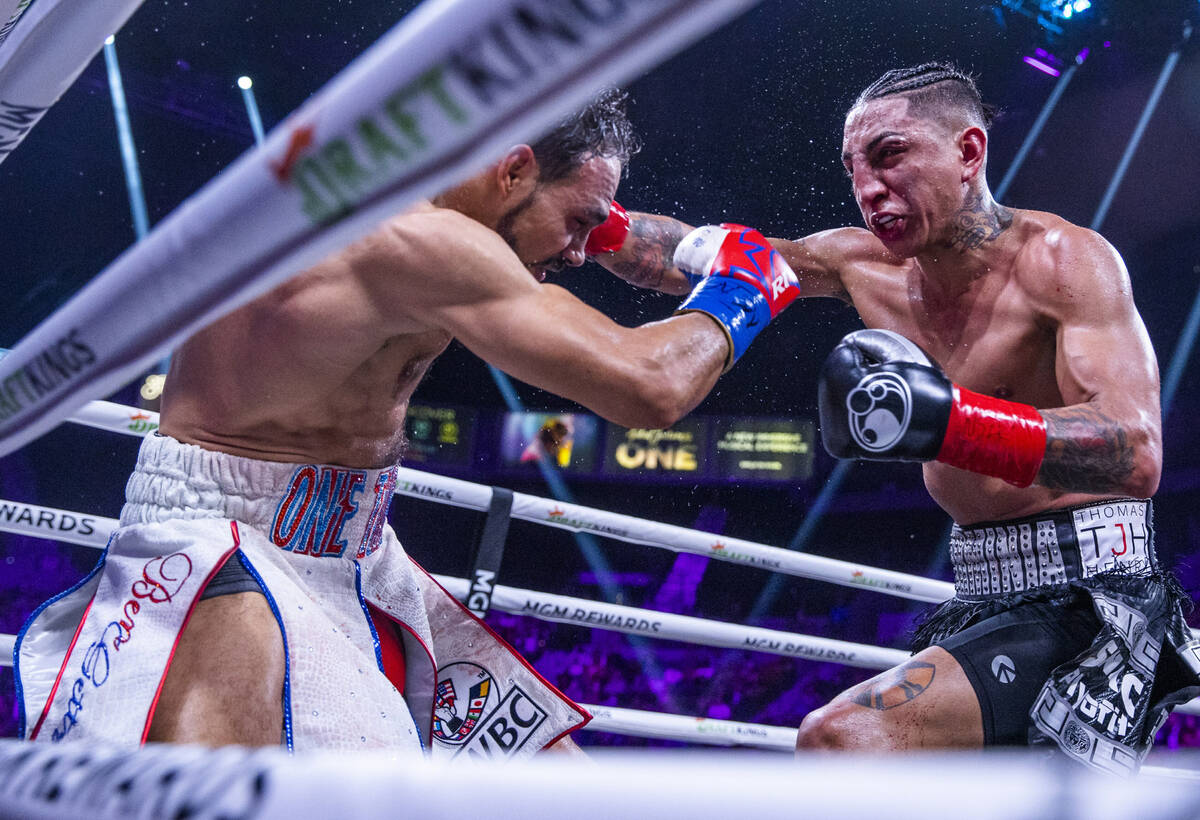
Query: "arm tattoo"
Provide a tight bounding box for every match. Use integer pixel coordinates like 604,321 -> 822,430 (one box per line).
1038,405 -> 1135,492
610,215 -> 690,290
850,660 -> 935,710
944,194 -> 1013,252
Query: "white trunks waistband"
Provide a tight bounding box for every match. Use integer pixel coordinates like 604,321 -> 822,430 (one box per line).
949,499 -> 1156,601
121,434 -> 398,560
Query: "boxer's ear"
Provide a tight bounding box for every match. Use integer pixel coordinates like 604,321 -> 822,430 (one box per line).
496,145 -> 538,199
959,126 -> 987,183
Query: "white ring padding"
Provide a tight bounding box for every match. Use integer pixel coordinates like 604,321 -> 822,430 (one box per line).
48,396 -> 957,603
579,704 -> 1200,780
1,739 -> 1199,819
0,0 -> 761,458
0,0 -> 146,164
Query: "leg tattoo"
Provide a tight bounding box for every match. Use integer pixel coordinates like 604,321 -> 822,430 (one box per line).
851,660 -> 936,711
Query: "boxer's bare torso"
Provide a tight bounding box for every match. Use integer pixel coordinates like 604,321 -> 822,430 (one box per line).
604,93 -> 1159,526
162,159 -> 729,470
607,206 -> 1160,525
161,202 -> 455,469
776,209 -> 1159,524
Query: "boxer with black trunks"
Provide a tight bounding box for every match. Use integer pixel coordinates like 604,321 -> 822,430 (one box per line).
589,63 -> 1200,772
14,90 -> 802,754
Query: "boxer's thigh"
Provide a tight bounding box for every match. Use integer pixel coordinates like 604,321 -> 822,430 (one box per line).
938,599 -> 1101,745
146,584 -> 285,746
798,645 -> 984,750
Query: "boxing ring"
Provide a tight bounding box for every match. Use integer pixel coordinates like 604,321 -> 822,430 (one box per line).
1,401 -> 1200,820
2,399 -> 1198,749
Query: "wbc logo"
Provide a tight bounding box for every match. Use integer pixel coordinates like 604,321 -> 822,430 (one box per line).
846,372 -> 912,452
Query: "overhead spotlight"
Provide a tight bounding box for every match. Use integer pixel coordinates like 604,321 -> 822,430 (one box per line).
1045,0 -> 1090,19
104,35 -> 115,45
237,76 -> 253,90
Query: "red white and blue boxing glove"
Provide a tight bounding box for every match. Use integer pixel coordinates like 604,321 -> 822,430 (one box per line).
584,200 -> 631,255
673,224 -> 801,370
818,329 -> 1047,487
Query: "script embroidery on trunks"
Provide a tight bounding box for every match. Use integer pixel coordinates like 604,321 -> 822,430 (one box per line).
50,552 -> 194,741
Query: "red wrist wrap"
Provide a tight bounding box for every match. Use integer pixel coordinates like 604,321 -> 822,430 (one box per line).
585,200 -> 630,255
935,385 -> 1047,488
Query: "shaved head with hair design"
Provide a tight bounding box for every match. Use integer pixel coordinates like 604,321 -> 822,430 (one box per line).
850,62 -> 998,134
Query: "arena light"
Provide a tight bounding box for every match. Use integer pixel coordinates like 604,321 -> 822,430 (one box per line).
1048,0 -> 1090,19
1023,55 -> 1061,76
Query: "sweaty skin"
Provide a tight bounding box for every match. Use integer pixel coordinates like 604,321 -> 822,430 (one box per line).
599,98 -> 1160,526
163,155 -> 728,468
152,150 -> 730,747
594,94 -> 1161,752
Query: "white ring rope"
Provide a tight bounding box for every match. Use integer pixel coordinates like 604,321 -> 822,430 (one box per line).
582,703 -> 798,752
397,472 -> 953,602
2,492 -> 1198,715
0,0 -> 760,457
435,575 -> 907,669
44,396 -> 957,603
0,0 -> 146,164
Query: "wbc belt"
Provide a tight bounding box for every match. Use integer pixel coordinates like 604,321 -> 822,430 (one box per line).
948,499 -> 1155,601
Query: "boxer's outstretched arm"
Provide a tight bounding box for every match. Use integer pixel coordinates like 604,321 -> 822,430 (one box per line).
1034,228 -> 1161,495
370,209 -> 729,429
593,212 -> 695,295
594,212 -> 854,301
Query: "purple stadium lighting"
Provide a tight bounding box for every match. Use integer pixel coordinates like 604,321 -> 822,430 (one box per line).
1024,55 -> 1062,76
1076,46 -> 1090,64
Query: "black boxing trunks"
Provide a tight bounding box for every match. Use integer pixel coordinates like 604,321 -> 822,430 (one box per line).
912,498 -> 1200,774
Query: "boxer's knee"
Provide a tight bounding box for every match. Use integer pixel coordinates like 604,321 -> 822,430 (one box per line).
796,700 -> 865,751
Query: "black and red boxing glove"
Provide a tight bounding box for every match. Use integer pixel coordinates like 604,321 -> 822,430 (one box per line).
818,329 -> 1047,487
584,200 -> 631,255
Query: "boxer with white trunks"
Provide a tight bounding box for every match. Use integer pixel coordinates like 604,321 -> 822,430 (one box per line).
14,90 -> 802,754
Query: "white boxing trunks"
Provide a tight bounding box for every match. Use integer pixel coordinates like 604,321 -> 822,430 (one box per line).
14,434 -> 589,758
